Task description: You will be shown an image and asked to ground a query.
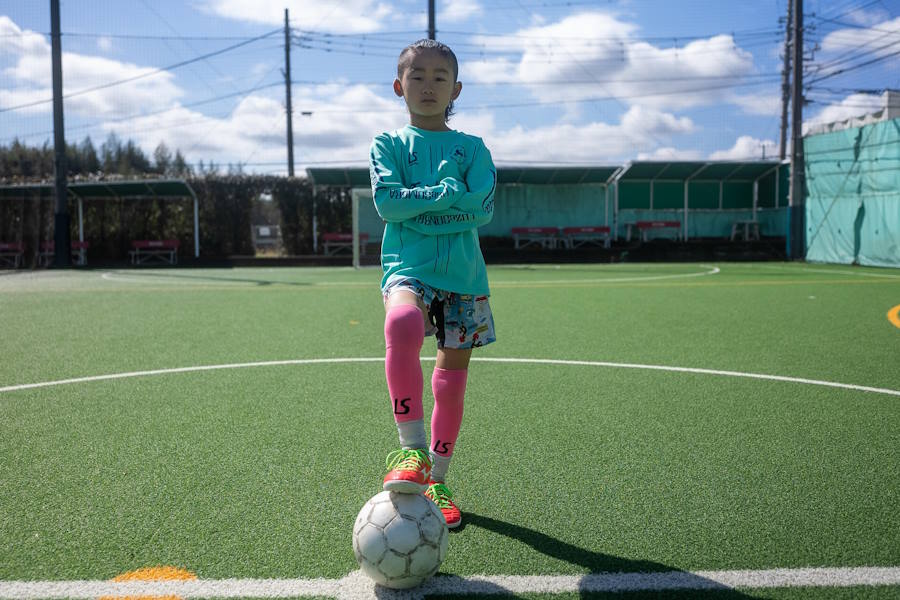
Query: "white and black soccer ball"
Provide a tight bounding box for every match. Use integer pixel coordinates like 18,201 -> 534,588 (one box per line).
352,490 -> 449,589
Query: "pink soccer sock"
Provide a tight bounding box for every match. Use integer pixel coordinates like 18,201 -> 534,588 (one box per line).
430,367 -> 467,463
384,304 -> 425,444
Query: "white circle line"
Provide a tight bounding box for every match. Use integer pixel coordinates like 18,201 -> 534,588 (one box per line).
1,356 -> 897,397
97,265 -> 720,287
494,264 -> 720,285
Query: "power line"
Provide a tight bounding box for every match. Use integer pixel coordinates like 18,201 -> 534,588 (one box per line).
807,44 -> 900,84
0,28 -> 281,114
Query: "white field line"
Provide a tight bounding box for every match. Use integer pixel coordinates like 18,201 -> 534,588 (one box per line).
1,567 -> 899,600
492,264 -> 719,285
740,264 -> 900,279
98,265 -> 720,287
98,272 -> 371,287
1,357 -> 899,397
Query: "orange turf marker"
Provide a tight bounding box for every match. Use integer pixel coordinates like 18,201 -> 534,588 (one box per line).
888,304 -> 900,329
102,566 -> 197,600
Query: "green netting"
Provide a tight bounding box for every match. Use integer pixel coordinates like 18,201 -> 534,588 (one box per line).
804,118 -> 900,267
480,183 -> 609,236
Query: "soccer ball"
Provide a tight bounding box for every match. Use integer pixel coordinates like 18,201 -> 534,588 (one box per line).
352,490 -> 449,589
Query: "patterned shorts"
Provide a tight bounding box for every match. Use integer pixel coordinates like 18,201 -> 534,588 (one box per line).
383,279 -> 497,350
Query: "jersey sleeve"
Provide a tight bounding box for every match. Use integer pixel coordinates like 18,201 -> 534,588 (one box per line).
403,139 -> 496,236
369,134 -> 466,222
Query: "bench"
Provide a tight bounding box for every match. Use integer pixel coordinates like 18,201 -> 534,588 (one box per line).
0,242 -> 24,268
626,220 -> 682,242
39,241 -> 90,266
512,227 -> 560,250
730,220 -> 760,241
129,239 -> 179,265
322,232 -> 368,256
562,226 -> 611,249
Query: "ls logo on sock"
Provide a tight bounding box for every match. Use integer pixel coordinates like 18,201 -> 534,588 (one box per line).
432,439 -> 452,455
393,398 -> 411,415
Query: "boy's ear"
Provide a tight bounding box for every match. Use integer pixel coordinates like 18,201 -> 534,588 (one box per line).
393,78 -> 404,97
451,81 -> 462,101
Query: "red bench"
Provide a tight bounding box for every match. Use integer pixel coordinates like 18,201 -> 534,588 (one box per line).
129,239 -> 179,265
562,226 -> 611,249
626,220 -> 682,242
39,240 -> 90,266
512,227 -> 560,250
321,232 -> 369,256
0,242 -> 24,268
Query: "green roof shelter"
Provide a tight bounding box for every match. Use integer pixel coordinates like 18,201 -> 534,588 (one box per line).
0,179 -> 200,258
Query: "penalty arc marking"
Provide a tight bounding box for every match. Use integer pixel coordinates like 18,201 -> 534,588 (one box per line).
1,356 -> 899,397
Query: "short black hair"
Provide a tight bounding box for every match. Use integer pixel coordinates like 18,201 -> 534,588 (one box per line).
397,39 -> 459,122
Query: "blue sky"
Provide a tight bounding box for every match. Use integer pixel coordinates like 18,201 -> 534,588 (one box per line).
1,0 -> 898,174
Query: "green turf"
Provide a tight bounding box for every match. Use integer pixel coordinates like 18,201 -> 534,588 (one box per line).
1,263 -> 898,598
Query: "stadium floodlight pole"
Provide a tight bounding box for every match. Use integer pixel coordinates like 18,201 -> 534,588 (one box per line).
284,8 -> 295,177
779,0 -> 793,161
788,0 -> 805,259
428,0 -> 436,40
50,0 -> 71,267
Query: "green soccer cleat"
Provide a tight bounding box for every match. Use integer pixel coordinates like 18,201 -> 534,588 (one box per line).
425,479 -> 461,528
383,448 -> 432,494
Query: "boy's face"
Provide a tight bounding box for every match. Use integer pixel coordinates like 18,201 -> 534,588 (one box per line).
394,50 -> 462,122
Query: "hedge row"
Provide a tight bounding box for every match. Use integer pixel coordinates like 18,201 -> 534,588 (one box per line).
0,176 -> 355,265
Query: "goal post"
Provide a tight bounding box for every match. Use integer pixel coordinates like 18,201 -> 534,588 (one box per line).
350,187 -> 381,269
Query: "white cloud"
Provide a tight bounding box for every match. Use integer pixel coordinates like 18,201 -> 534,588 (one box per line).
729,91 -> 782,116
475,105 -> 695,163
201,0 -> 392,32
803,93 -> 883,133
637,146 -> 703,160
820,16 -> 900,58
843,7 -> 892,28
439,0 -> 483,24
708,135 -> 777,161
0,16 -> 182,117
107,84 -> 406,169
466,11 -> 756,110
97,37 -> 113,52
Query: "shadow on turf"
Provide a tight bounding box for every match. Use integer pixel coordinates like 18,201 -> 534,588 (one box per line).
428,513 -> 775,600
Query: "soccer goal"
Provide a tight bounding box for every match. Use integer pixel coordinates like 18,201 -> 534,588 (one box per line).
350,187 -> 383,269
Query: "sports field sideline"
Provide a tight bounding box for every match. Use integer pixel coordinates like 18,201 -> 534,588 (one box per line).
1,262 -> 898,599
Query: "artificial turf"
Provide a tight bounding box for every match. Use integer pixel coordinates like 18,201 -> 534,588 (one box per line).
1,262 -> 898,597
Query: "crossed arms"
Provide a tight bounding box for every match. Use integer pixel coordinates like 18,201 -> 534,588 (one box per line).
370,135 -> 496,235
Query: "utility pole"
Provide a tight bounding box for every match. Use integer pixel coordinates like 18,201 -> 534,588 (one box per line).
50,0 -> 70,267
428,0 -> 436,40
283,8 -> 295,177
779,0 -> 793,161
788,0 -> 804,259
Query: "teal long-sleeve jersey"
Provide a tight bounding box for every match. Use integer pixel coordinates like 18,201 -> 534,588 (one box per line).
369,125 -> 496,295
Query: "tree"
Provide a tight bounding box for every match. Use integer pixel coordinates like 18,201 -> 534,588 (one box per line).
153,142 -> 172,175
80,137 -> 100,175
172,150 -> 191,177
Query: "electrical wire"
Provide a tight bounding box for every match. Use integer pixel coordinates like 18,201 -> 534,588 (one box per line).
0,28 -> 281,114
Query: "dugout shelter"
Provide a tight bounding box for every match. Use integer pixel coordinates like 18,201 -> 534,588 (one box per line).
0,179 -> 201,262
610,160 -> 787,242
308,161 -> 788,265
